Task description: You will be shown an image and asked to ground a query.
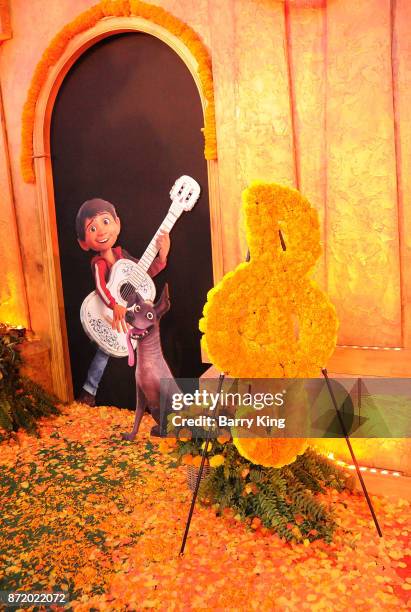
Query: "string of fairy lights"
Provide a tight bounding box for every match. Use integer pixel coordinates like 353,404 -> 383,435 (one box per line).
326,452 -> 403,478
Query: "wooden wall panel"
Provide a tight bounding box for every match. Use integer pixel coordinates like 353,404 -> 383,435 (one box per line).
234,0 -> 295,259
326,0 -> 401,347
208,0 -> 242,271
0,84 -> 28,326
286,3 -> 327,287
235,0 -> 295,187
393,0 -> 411,349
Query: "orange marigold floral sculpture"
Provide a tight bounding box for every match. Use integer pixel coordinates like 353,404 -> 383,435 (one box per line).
199,181 -> 339,468
200,181 -> 338,378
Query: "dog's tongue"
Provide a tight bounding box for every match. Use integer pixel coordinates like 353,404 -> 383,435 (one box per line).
126,329 -> 135,367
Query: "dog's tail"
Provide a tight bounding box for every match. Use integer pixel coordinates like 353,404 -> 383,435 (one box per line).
126,330 -> 135,367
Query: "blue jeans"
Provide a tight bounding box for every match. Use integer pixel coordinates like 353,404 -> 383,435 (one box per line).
82,348 -> 110,396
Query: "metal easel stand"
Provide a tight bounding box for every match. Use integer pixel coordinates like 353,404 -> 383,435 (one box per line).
180,372 -> 226,555
180,251 -> 253,554
322,368 -> 382,537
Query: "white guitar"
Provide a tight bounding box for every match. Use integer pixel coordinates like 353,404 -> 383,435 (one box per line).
80,175 -> 201,357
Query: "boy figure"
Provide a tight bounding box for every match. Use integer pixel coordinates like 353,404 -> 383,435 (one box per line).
75,198 -> 170,406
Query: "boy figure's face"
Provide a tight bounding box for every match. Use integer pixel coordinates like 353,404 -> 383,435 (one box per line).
78,212 -> 121,253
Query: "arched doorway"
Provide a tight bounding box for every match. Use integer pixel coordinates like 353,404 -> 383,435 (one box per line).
50,31 -> 213,407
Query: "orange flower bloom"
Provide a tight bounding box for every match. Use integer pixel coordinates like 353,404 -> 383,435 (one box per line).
234,437 -> 307,469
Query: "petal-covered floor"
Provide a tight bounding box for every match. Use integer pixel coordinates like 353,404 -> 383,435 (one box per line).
0,403 -> 410,611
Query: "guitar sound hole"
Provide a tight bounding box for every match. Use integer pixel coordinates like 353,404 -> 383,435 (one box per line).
120,283 -> 136,304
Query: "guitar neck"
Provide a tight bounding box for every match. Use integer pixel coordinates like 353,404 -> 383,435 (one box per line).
128,208 -> 180,288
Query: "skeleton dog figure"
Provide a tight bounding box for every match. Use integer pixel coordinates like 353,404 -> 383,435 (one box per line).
121,284 -> 181,440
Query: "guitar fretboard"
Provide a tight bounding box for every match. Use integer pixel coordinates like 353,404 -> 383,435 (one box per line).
127,206 -> 181,289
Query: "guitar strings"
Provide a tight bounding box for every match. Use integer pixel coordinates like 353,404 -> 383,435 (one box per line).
122,240 -> 158,304
118,183 -> 192,306
121,222 -> 171,304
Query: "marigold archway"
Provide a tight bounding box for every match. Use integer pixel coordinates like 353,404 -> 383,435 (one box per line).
21,1 -> 217,183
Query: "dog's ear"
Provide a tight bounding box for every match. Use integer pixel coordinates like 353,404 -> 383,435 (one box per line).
154,284 -> 170,320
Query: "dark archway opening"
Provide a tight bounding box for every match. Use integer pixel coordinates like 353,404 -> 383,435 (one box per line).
51,32 -> 213,408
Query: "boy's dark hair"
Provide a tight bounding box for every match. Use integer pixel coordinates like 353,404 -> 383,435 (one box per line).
76,198 -> 118,240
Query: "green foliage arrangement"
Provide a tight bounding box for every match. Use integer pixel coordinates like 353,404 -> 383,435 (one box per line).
172,435 -> 354,543
0,332 -> 60,437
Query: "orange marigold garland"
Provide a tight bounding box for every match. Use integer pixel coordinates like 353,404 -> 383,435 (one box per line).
21,0 -> 217,183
